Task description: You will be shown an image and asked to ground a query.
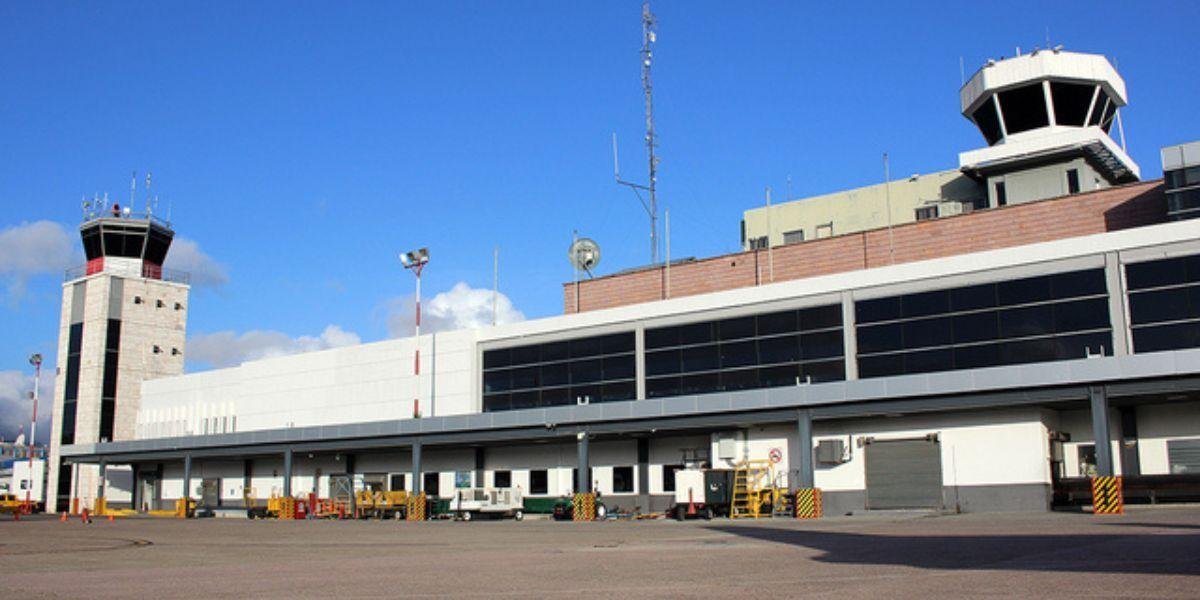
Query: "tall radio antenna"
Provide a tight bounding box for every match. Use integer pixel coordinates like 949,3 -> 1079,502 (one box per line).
641,1 -> 658,265
613,1 -> 660,265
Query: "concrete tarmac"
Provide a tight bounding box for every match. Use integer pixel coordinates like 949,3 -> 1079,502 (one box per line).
1,507 -> 1197,598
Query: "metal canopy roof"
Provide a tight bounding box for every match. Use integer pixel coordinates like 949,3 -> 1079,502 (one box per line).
61,348 -> 1200,464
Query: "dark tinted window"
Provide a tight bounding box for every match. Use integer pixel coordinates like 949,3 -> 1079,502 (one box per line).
612,466 -> 634,493
493,470 -> 512,488
973,101 -> 1003,145
998,84 -> 1050,134
1051,81 -> 1095,126
1127,254 -> 1200,353
482,332 -> 636,412
645,304 -> 844,398
856,268 -> 1111,377
529,470 -> 548,495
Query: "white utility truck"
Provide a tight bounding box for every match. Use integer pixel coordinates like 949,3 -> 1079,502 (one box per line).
451,487 -> 525,521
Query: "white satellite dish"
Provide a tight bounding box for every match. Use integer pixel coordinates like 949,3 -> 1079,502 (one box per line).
568,237 -> 601,276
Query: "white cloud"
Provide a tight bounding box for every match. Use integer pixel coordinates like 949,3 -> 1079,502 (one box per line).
0,370 -> 53,443
165,237 -> 228,288
0,221 -> 79,302
186,325 -> 362,369
386,281 -> 525,338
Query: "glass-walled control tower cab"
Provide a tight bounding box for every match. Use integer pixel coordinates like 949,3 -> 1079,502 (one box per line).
958,49 -> 1140,208
78,205 -> 176,281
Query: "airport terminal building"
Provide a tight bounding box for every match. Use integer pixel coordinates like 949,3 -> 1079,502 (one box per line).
52,50 -> 1200,516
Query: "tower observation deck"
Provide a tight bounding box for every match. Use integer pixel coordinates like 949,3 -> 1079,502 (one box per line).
69,204 -> 187,284
959,49 -> 1139,186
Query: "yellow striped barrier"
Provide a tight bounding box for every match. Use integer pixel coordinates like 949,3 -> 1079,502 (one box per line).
1091,476 -> 1123,515
406,493 -> 427,521
794,488 -> 822,519
572,493 -> 596,521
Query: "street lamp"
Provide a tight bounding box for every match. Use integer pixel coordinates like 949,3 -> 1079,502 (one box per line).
399,248 -> 429,419
25,353 -> 42,514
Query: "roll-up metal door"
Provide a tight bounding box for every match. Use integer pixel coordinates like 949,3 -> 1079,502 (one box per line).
1168,439 -> 1200,474
865,436 -> 943,509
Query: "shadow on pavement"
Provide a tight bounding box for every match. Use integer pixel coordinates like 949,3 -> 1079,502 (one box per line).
703,524 -> 1200,575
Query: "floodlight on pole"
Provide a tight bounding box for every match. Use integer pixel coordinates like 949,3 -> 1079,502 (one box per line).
400,248 -> 429,419
25,353 -> 42,514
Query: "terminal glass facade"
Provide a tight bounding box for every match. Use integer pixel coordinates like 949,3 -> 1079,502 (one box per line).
1127,254 -> 1200,352
856,269 -> 1112,377
644,304 -> 845,398
482,332 -> 636,412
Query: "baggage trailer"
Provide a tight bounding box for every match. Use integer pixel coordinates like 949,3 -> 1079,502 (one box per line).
451,488 -> 524,521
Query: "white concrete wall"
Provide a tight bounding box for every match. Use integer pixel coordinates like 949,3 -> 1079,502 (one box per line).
1137,401 -> 1200,475
709,408 -> 1051,492
139,329 -> 478,438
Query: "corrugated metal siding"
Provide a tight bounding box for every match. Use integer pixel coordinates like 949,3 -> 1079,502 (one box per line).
1168,439 -> 1200,474
865,438 -> 943,509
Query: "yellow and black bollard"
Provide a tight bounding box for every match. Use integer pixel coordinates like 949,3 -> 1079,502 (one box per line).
1091,475 -> 1124,515
572,492 -> 596,521
794,488 -> 822,519
406,492 -> 427,521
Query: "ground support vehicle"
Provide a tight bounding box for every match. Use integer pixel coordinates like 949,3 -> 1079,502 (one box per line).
355,490 -> 409,519
452,488 -> 524,521
551,496 -> 609,521
671,469 -> 732,521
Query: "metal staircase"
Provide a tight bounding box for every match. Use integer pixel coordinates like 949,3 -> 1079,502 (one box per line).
730,460 -> 776,518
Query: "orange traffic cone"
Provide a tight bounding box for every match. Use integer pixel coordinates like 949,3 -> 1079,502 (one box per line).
107,514 -> 115,522
59,512 -> 67,522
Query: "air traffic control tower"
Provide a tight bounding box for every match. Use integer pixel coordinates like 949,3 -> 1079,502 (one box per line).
959,49 -> 1140,207
47,202 -> 190,513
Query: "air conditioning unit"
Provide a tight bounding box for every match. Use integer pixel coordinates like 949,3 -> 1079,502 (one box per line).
816,439 -> 847,464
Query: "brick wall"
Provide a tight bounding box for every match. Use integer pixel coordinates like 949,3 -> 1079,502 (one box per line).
564,180 -> 1166,313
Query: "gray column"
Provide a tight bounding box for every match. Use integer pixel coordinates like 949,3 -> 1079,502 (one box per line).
637,438 -> 650,511
474,447 -> 486,488
1089,386 -> 1114,476
841,291 -> 859,380
283,448 -> 293,497
412,441 -> 423,494
182,454 -> 192,500
797,409 -> 815,489
576,432 -> 591,493
635,327 -> 647,399
98,460 -> 108,498
1104,252 -> 1130,356
242,459 -> 253,504
130,464 -> 140,510
1119,407 -> 1140,477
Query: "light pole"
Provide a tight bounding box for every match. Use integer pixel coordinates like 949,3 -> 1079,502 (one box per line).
399,248 -> 430,419
26,353 -> 42,514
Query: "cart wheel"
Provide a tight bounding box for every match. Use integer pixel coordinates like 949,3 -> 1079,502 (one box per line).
461,510 -> 472,522
595,504 -> 607,520
514,510 -> 524,522
674,505 -> 686,521
703,506 -> 713,521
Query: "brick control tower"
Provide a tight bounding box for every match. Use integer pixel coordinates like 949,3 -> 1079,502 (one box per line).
47,198 -> 189,513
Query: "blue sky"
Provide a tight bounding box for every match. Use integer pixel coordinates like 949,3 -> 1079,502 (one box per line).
1,1 -> 1198,438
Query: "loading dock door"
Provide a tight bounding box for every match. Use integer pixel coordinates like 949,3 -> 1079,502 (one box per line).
865,437 -> 943,509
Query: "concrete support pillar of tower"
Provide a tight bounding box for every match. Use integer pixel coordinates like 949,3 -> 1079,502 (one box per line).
1089,386 -> 1114,476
